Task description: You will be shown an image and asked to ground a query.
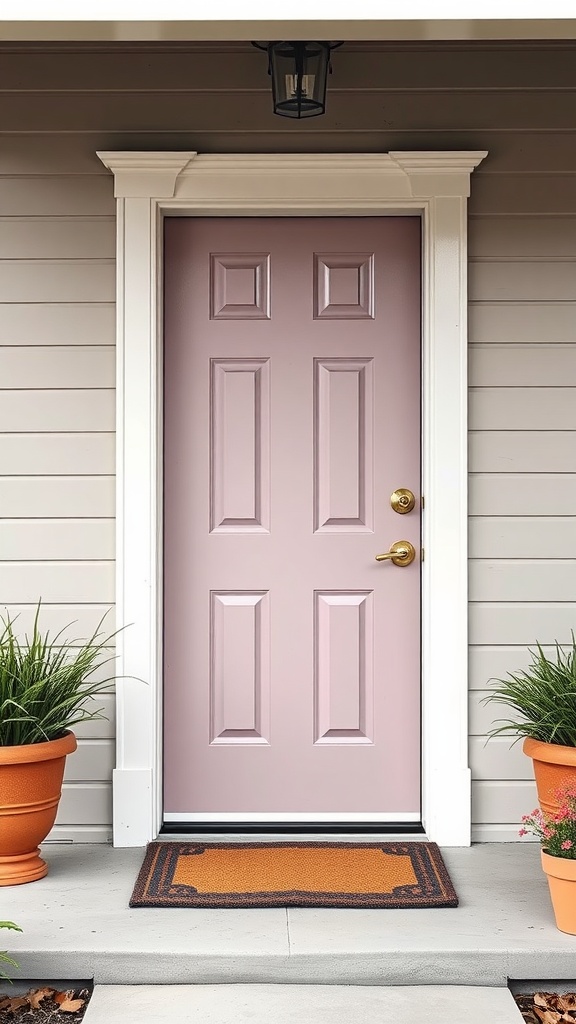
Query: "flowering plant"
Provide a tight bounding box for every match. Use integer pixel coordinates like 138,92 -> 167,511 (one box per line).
519,787 -> 576,859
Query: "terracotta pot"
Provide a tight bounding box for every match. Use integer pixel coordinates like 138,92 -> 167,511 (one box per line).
541,851 -> 576,934
0,731 -> 77,886
523,737 -> 576,816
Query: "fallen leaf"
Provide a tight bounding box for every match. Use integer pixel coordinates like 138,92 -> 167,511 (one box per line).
534,1007 -> 562,1024
59,996 -> 86,1013
0,993 -> 31,1013
28,985 -> 55,1009
536,994 -> 557,1008
559,996 -> 576,1012
54,989 -> 86,1013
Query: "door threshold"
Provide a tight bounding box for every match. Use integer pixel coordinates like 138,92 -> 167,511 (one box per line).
159,822 -> 426,837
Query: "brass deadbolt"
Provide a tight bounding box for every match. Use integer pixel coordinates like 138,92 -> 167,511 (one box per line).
390,488 -> 416,514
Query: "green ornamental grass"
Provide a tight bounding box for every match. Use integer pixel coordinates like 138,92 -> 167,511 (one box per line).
0,921 -> 21,980
483,635 -> 576,747
0,604 -> 120,747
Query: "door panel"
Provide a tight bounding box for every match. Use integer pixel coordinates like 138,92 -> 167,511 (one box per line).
163,217 -> 421,821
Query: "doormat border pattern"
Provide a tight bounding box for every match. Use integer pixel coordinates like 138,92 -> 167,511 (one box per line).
129,841 -> 458,909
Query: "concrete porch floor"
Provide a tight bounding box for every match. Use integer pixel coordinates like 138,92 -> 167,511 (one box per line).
2,843 -> 576,987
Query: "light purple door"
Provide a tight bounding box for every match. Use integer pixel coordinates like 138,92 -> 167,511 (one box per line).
163,217 -> 421,822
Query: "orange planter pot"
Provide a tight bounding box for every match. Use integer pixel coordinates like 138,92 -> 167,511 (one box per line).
523,737 -> 576,816
0,731 -> 77,886
542,851 -> 576,934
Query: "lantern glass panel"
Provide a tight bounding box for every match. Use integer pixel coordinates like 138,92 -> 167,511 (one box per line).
269,42 -> 330,118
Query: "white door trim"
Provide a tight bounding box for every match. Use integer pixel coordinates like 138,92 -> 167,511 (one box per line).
97,150 -> 486,848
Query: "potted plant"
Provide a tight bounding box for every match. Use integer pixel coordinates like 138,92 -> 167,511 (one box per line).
0,604 -> 119,886
519,787 -> 576,934
483,635 -> 576,816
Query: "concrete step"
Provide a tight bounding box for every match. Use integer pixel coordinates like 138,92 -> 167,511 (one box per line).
3,844 -> 575,986
83,985 -> 523,1024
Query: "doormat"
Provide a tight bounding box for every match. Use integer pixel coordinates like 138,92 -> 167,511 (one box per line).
129,841 -> 458,909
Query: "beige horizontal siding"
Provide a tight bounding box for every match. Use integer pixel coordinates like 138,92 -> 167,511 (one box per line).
74,695 -> 116,739
469,517 -> 576,558
47,825 -> 112,843
470,432 -> 575,471
0,390 -> 115,431
1,42 -> 575,842
469,302 -> 576,343
469,217 -> 576,258
2,44 -> 576,91
0,477 -> 115,517
470,604 -> 575,646
0,260 -> 115,302
7,91 -> 576,135
0,177 -> 114,216
470,175 -> 576,215
0,347 -> 115,389
1,130 -> 576,175
470,389 -> 575,430
467,159 -> 576,837
470,474 -> 576,514
469,560 -> 575,602
469,692 -> 519,735
0,303 -> 115,346
2,433 -> 115,475
472,781 -> 538,824
0,519 -> 114,559
0,561 -> 114,603
469,736 -> 532,781
469,261 -> 576,302
56,783 -> 112,826
0,217 -> 116,259
0,604 -> 115,636
470,344 -> 576,385
469,645 -> 564,690
63,739 -> 114,783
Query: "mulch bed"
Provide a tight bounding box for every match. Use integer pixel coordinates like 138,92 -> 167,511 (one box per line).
515,991 -> 576,1023
0,987 -> 91,1023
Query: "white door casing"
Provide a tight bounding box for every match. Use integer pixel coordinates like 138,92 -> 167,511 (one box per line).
97,150 -> 487,848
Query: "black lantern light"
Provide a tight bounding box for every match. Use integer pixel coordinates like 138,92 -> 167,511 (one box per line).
252,42 -> 342,119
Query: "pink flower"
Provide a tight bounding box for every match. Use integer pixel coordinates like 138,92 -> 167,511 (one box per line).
562,840 -> 573,850
518,828 -> 528,837
542,828 -> 556,839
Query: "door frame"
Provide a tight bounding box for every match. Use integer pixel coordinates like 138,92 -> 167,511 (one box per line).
98,150 -> 486,848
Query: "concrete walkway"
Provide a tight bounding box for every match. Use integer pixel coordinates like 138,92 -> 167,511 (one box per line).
83,985 -> 523,1023
3,842 -> 576,986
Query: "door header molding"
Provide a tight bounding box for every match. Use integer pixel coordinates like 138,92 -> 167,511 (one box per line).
99,150 -> 486,200
98,148 -> 486,847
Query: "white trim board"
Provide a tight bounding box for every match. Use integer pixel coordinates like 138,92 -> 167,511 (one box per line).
98,150 -> 486,849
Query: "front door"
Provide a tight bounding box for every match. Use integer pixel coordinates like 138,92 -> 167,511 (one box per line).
163,216 -> 421,824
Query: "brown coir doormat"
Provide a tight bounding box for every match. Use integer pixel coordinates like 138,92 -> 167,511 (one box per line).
129,841 -> 458,909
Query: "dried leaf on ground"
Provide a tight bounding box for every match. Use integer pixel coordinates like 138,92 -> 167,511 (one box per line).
0,985 -> 90,1022
535,994 -> 558,1009
534,1009 -> 562,1024
0,994 -> 30,1013
559,995 -> 576,1013
515,992 -> 576,1024
27,988 -> 54,1010
55,995 -> 85,1014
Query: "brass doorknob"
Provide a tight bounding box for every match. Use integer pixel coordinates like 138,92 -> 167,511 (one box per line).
375,541 -> 416,567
